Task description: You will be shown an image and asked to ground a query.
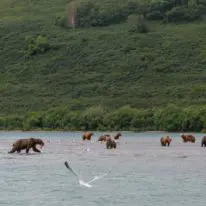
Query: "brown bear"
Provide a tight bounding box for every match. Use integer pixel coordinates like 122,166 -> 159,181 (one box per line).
98,134 -> 111,142
180,134 -> 195,143
106,139 -> 117,149
8,138 -> 44,154
160,136 -> 172,147
201,136 -> 206,147
114,132 -> 122,140
98,132 -> 122,142
82,132 -> 93,141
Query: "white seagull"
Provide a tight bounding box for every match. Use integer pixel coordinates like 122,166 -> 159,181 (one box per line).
64,161 -> 108,188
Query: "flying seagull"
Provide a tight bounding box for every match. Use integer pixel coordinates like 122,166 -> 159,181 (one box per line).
64,161 -> 108,188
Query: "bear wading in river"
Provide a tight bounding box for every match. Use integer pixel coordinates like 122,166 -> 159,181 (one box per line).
180,134 -> 195,143
160,136 -> 172,147
201,136 -> 206,147
106,139 -> 116,149
82,132 -> 93,141
8,138 -> 44,154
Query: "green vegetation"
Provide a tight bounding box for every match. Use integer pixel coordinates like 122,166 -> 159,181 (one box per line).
1,105 -> 206,132
1,0 -> 206,132
25,35 -> 50,56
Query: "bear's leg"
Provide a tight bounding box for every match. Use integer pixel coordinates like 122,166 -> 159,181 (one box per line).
106,143 -> 108,149
32,146 -> 40,153
26,148 -> 30,154
107,143 -> 111,149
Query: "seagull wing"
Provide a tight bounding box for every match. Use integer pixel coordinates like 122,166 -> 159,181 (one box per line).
64,161 -> 79,178
87,173 -> 108,184
79,180 -> 92,188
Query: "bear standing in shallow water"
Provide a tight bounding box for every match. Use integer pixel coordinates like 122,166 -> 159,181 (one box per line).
160,136 -> 172,147
82,132 -> 93,141
8,138 -> 44,154
201,136 -> 206,147
106,139 -> 117,149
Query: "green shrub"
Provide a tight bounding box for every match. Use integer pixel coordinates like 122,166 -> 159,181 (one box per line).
25,35 -> 50,56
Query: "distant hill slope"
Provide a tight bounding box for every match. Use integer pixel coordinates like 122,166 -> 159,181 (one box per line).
1,0 -> 206,116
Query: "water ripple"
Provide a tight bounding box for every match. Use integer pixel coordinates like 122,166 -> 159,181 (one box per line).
1,132 -> 206,206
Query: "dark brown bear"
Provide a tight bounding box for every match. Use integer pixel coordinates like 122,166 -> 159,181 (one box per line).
98,132 -> 122,142
114,132 -> 122,140
106,139 -> 116,149
201,136 -> 206,147
180,134 -> 195,143
98,134 -> 111,142
8,138 -> 44,154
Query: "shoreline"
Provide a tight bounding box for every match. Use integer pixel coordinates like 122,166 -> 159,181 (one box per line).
0,129 -> 166,133
0,129 -> 204,134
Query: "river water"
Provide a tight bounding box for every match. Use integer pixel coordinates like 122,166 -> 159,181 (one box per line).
0,131 -> 206,206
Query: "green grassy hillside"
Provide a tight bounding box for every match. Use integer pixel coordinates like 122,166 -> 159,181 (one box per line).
1,0 -> 206,131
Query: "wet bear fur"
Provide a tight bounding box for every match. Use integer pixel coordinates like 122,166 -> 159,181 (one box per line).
8,138 -> 44,154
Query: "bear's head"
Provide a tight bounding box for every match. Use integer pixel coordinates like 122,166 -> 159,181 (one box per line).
35,138 -> 45,148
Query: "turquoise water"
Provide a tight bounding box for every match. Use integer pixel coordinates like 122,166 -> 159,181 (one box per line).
0,131 -> 206,206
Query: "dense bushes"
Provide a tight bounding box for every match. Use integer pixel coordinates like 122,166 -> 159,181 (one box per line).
71,0 -> 206,28
165,4 -> 206,22
75,0 -> 138,27
1,105 -> 206,132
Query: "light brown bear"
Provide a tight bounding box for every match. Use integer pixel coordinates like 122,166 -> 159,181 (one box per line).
160,136 -> 172,147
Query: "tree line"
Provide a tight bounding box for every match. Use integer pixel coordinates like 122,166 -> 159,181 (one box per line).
57,0 -> 206,29
1,104 -> 206,132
